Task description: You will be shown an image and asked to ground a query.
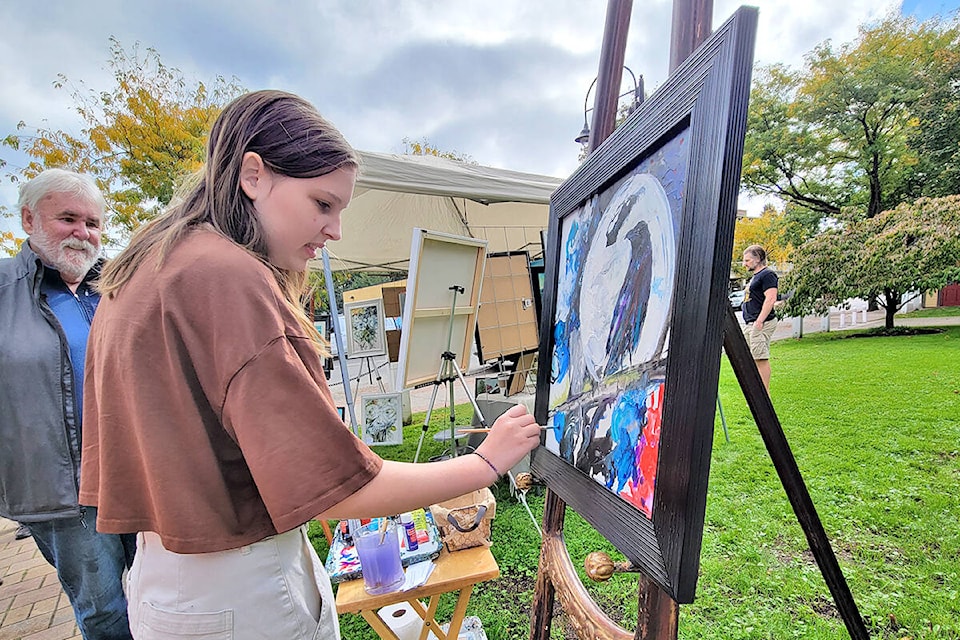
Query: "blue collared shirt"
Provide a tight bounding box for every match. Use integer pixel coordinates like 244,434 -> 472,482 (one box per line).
40,267 -> 100,426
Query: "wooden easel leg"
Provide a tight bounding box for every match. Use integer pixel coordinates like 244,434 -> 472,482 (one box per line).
320,519 -> 333,545
530,489 -> 563,640
635,575 -> 678,640
531,489 -> 677,640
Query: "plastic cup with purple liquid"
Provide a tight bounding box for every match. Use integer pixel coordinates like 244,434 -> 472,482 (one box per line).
354,519 -> 405,595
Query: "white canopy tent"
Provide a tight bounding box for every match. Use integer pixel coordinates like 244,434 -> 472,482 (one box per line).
313,150 -> 564,272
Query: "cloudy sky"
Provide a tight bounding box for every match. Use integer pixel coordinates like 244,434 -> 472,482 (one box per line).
1,0 -> 958,237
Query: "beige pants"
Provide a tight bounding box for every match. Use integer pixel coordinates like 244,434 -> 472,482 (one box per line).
743,317 -> 778,360
127,527 -> 339,640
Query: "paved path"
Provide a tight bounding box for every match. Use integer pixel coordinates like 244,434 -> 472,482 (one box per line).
0,519 -> 80,640
2,312 -> 956,640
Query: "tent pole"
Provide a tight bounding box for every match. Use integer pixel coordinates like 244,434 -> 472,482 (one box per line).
322,248 -> 360,436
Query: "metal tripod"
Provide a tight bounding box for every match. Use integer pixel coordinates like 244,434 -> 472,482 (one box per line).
413,285 -> 487,462
351,355 -> 386,400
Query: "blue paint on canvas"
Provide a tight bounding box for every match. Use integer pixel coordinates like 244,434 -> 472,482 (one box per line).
605,387 -> 646,493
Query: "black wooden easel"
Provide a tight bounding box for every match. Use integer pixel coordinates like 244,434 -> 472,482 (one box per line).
719,305 -> 868,639
529,1 -> 868,638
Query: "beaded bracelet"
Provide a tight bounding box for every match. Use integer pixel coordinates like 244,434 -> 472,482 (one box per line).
472,451 -> 501,478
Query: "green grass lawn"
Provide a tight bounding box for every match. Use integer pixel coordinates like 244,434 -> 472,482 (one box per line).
316,326 -> 960,639
900,307 -> 960,318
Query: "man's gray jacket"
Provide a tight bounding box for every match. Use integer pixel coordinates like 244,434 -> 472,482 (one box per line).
0,243 -> 99,522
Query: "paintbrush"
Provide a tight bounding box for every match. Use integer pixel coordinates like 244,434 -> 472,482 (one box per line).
455,426 -> 551,434
377,517 -> 388,544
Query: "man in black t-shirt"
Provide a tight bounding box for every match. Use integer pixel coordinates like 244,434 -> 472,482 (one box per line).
741,244 -> 779,391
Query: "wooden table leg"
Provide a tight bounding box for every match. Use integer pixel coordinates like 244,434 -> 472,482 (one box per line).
416,595 -> 448,640
405,587 -> 473,640
446,586 -> 474,639
359,610 -> 401,640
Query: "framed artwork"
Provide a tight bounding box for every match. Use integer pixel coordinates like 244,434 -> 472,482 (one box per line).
336,406 -> 346,421
396,229 -> 487,389
474,377 -> 501,396
475,251 -> 540,364
360,392 -> 403,446
531,7 -> 757,603
314,315 -> 333,377
314,318 -> 328,340
343,299 -> 388,358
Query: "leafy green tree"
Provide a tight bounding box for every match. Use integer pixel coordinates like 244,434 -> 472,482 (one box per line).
742,15 -> 960,225
908,42 -> 960,197
1,38 -> 244,242
782,195 -> 960,328
306,270 -> 406,317
742,64 -> 844,219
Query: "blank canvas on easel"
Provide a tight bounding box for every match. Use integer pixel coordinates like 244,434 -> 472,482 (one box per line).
396,229 -> 487,389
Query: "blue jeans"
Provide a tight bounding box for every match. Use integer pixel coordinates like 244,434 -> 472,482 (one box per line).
29,506 -> 136,640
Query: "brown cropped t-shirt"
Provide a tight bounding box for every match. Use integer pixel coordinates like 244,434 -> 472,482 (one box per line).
79,229 -> 381,553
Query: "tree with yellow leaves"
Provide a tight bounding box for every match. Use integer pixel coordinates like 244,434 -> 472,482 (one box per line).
1,38 -> 244,244
731,203 -> 797,280
401,136 -> 476,164
0,231 -> 22,258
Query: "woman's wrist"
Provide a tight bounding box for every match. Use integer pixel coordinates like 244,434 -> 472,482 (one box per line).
471,450 -> 501,484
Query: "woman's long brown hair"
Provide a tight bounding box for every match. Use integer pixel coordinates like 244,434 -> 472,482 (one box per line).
98,90 -> 359,352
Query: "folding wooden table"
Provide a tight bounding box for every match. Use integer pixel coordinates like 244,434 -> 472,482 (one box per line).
335,545 -> 499,640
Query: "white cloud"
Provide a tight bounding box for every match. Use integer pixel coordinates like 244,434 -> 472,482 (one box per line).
0,0 -> 902,230
733,0 -> 901,69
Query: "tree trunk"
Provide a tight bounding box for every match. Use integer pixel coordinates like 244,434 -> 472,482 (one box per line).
868,159 -> 882,219
884,289 -> 898,329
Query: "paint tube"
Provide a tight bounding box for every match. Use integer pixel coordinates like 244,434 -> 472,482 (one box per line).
338,520 -> 353,545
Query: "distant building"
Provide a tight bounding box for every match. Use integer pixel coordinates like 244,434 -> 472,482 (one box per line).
924,284 -> 960,308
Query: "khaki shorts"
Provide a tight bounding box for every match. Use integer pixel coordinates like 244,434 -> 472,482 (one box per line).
743,318 -> 778,360
128,526 -> 339,640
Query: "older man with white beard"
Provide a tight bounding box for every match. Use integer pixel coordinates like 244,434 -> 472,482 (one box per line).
0,169 -> 135,640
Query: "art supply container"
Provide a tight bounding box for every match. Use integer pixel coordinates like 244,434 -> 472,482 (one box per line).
429,488 -> 497,552
354,519 -> 405,595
